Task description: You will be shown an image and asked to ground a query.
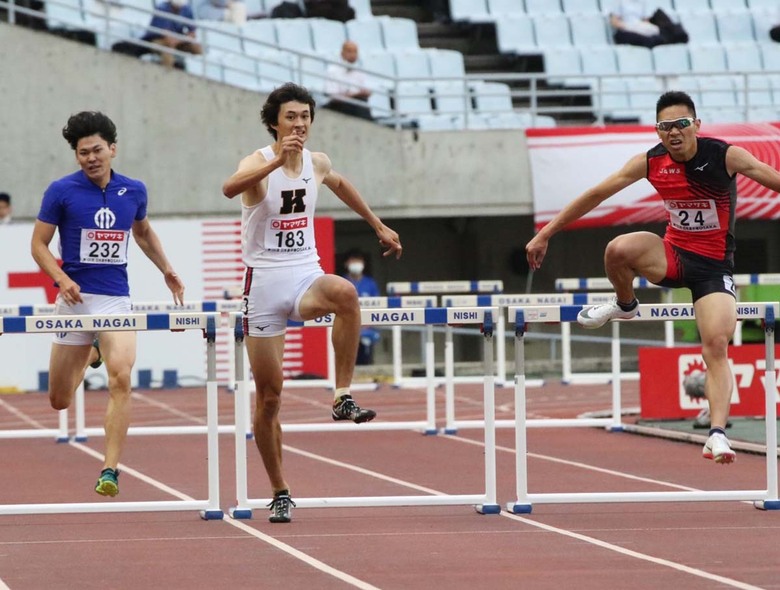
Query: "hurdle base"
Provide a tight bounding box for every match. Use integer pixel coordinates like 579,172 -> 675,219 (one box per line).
754,500 -> 780,511
506,502 -> 533,514
605,425 -> 624,432
245,433 -> 253,440
199,509 -> 224,520
56,436 -> 70,443
74,436 -> 88,442
443,428 -> 457,435
229,507 -> 253,519
424,428 -> 438,436
475,503 -> 501,515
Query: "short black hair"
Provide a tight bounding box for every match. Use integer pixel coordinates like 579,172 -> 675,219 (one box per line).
260,83 -> 316,140
656,91 -> 696,119
62,111 -> 118,150
0,193 -> 10,205
344,248 -> 366,262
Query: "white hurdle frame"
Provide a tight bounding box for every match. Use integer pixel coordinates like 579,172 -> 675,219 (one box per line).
228,307 -> 501,518
0,311 -> 223,518
507,302 -> 780,513
386,281 -> 503,389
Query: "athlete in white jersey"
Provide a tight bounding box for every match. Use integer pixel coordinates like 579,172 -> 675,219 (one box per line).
222,83 -> 402,523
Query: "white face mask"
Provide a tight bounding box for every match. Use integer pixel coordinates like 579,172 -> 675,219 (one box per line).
347,261 -> 364,275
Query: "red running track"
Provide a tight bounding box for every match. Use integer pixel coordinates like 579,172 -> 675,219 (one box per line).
0,381 -> 777,590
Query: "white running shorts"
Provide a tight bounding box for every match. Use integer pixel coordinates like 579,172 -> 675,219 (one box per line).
53,293 -> 132,345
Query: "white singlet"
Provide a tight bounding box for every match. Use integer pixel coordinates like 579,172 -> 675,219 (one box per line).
241,145 -> 320,269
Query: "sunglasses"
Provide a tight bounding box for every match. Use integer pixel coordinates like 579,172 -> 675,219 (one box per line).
655,117 -> 696,132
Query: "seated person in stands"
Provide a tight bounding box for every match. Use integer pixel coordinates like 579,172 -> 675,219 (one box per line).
142,0 -> 202,68
771,9 -> 780,42
304,0 -> 355,22
324,40 -> 372,121
609,0 -> 687,48
195,0 -> 248,24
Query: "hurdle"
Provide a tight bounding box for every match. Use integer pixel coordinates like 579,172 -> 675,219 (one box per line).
506,302 -> 779,513
386,281 -> 503,388
440,292 -> 615,434
0,311 -> 224,518
228,306 -> 501,517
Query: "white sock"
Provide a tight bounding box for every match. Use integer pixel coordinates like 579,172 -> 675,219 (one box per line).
334,387 -> 350,402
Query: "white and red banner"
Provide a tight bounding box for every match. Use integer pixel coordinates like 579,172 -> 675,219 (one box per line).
527,123 -> 780,231
638,344 -> 780,420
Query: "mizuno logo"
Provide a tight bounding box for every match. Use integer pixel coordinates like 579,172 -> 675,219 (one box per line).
255,324 -> 270,331
694,163 -> 709,172
302,177 -> 311,184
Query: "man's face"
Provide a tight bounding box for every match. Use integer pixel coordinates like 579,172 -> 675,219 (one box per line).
0,201 -> 9,220
273,101 -> 312,141
75,134 -> 116,185
341,42 -> 358,64
656,104 -> 699,159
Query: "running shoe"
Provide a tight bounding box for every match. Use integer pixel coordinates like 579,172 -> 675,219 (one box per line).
267,491 -> 296,523
95,467 -> 120,496
332,394 -> 376,423
577,297 -> 639,329
702,432 -> 736,464
89,339 -> 104,369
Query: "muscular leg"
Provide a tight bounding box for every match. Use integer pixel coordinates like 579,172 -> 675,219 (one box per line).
247,335 -> 288,493
693,293 -> 737,430
48,342 -> 94,410
299,275 -> 360,390
99,331 -> 136,470
604,231 -> 668,303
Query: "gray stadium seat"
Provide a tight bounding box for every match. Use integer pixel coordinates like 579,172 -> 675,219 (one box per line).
696,75 -> 738,109
689,44 -> 727,73
569,13 -> 610,46
273,19 -> 314,53
449,0 -> 491,22
428,49 -> 466,79
392,49 -> 432,80
711,0 -> 746,9
614,44 -> 654,75
752,10 -> 776,43
673,0 -> 710,10
495,15 -> 537,54
349,0 -> 374,19
525,0 -> 562,15
725,43 -> 763,73
543,47 -> 583,85
562,0 -> 600,14
677,11 -> 718,44
46,0 -> 87,31
346,18 -> 385,53
487,0 -> 524,18
242,19 -> 277,56
652,43 -> 691,76
221,54 -> 260,91
309,18 -> 347,56
533,14 -> 573,47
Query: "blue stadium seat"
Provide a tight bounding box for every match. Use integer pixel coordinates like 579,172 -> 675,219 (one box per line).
696,75 -> 738,109
711,0 -> 746,9
562,0 -> 600,14
432,80 -> 471,115
449,0 -> 491,23
471,81 -> 514,114
349,0 -> 374,19
525,0 -> 562,15
242,19 -> 277,57
495,15 -> 537,54
428,49 -> 466,79
760,42 -> 780,70
487,0 -> 524,18
533,13 -> 573,47
689,44 -> 727,73
734,74 -> 774,107
392,49 -> 432,80
614,44 -> 654,75
256,50 -> 296,91
673,0 -> 710,10
360,51 -> 396,92
543,47 -> 583,85
752,10 -> 776,43
346,18 -> 385,53
46,0 -> 87,31
592,78 -> 631,119
300,56 -> 329,92
747,0 -> 776,8
625,76 -> 664,110
273,18 -> 314,53
714,10 -> 756,44
724,43 -> 763,73
394,81 -> 433,119
380,17 -> 420,51
677,11 -> 718,44
652,43 -> 691,76
221,54 -> 260,92
569,13 -> 610,46
309,18 -> 347,56
202,21 -> 243,58
580,45 -> 618,77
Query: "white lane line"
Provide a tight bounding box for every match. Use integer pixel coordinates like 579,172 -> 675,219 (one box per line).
0,398 -> 49,429
500,511 -> 766,590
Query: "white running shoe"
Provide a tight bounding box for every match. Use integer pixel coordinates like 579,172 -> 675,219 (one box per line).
702,432 -> 736,464
577,297 -> 639,329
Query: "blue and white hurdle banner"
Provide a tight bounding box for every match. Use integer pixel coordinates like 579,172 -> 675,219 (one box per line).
0,311 -> 223,518
229,307 -> 501,518
506,302 -> 779,514
386,280 -> 504,295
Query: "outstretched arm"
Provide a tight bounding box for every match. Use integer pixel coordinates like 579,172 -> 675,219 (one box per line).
526,152 -> 647,270
132,218 -> 184,304
726,145 -> 780,192
322,166 -> 402,259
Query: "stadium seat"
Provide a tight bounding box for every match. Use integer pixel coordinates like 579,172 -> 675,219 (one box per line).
569,13 -> 610,46
533,14 -> 573,47
360,51 -> 396,91
449,0 -> 491,23
83,0 -> 152,49
592,78 -> 631,119
760,42 -> 780,70
45,0 -> 87,31
673,0 -> 710,10
614,45 -> 654,75
724,43 -> 763,73
346,18 -> 385,53
309,18 -> 347,56
711,0 -> 746,9
714,10 -> 756,44
673,76 -> 702,106
697,109 -> 746,124
543,47 -> 583,85
380,17 -> 420,51
752,11 -> 776,44
525,0 -> 562,15
487,0 -> 524,18
676,11 -> 718,44
184,55 -> 223,82
495,15 -> 537,54
431,80 -> 471,114
392,49 -> 432,80
734,75 -> 774,107
696,75 -> 737,109
300,56 -> 328,92
747,0 -> 776,8
242,21 -> 277,63
562,0 -> 600,14
256,50 -> 296,91
746,108 -> 778,123
202,21 -> 244,58
349,0 -> 374,19
273,18 -> 314,53
471,81 -> 514,114
689,44 -> 727,73
580,45 -> 618,77
428,49 -> 466,79
652,43 -> 691,76
625,76 -> 664,110
394,81 -> 433,119
221,54 -> 260,91
416,114 -> 462,131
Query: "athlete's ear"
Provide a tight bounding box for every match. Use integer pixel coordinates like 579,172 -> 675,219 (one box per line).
109,143 -> 117,159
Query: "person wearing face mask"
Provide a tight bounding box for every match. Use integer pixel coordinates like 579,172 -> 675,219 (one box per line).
342,249 -> 380,365
526,91 -> 780,467
141,0 -> 202,68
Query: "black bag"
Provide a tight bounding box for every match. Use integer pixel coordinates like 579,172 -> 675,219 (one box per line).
650,8 -> 689,45
271,1 -> 304,18
304,0 -> 355,22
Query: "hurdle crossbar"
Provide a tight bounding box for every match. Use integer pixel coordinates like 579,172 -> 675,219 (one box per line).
0,312 -> 223,518
229,307 -> 501,518
506,302 -> 780,513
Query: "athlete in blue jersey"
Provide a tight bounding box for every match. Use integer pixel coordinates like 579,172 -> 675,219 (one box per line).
31,111 -> 184,497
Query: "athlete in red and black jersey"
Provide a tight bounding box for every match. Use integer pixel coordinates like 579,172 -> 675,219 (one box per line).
525,91 -> 780,465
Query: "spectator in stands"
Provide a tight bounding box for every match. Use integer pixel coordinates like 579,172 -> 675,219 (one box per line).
324,40 -> 372,120
304,0 -> 354,22
195,0 -> 248,24
0,192 -> 12,225
770,12 -> 780,42
609,0 -> 664,48
342,249 -> 380,365
142,0 -> 202,68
